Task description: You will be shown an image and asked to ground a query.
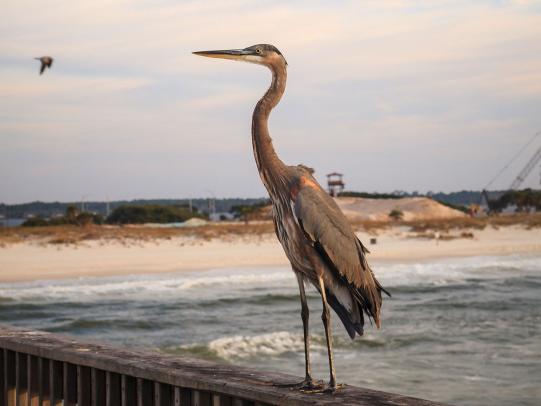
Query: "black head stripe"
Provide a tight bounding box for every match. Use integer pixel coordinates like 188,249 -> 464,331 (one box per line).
245,44 -> 284,56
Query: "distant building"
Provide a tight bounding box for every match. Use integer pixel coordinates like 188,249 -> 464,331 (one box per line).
480,190 -> 506,213
327,172 -> 345,197
209,212 -> 235,222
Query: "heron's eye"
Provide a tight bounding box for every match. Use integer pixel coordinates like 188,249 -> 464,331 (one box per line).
256,48 -> 262,54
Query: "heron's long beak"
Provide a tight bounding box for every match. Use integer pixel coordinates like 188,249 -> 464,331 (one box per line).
192,49 -> 255,61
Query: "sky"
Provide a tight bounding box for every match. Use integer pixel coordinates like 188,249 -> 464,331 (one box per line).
1,0 -> 541,204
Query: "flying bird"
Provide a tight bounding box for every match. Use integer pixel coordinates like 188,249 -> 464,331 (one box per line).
35,56 -> 53,75
194,44 -> 389,393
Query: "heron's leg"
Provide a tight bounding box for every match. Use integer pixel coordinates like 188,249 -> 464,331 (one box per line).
275,273 -> 322,390
301,276 -> 341,394
297,273 -> 313,383
318,276 -> 337,392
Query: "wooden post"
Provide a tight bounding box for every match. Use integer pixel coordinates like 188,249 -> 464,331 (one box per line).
16,352 -> 28,406
77,365 -> 91,406
63,362 -> 77,406
173,386 -> 191,406
0,349 -> 4,405
137,378 -> 153,406
4,349 -> 16,406
121,374 -> 136,406
155,381 -> 172,406
192,390 -> 212,406
49,360 -> 63,406
213,394 -> 234,406
38,358 -> 50,406
91,368 -> 106,406
27,354 -> 39,406
106,371 -> 121,406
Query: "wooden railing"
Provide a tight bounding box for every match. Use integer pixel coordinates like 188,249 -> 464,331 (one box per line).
0,325 -> 448,405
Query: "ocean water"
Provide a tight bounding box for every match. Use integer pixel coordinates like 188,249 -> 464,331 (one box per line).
0,254 -> 540,405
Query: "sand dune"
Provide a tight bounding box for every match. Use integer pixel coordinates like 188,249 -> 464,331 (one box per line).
336,197 -> 465,221
0,225 -> 539,282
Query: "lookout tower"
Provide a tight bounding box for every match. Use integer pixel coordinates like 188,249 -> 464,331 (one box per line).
327,172 -> 345,197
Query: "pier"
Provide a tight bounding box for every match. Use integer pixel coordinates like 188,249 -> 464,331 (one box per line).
0,325 -> 447,406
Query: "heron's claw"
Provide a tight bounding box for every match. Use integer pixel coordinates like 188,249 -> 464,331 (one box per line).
274,377 -> 324,390
300,382 -> 345,394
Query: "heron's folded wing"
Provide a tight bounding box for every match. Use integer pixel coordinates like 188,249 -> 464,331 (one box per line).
294,186 -> 368,286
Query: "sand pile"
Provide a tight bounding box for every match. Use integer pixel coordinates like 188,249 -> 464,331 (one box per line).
336,197 -> 465,221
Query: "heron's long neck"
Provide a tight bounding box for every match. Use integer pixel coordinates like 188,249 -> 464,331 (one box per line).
252,63 -> 288,193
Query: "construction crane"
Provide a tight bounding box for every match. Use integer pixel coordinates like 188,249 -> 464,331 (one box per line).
484,131 -> 541,191
482,131 -> 540,212
509,145 -> 541,190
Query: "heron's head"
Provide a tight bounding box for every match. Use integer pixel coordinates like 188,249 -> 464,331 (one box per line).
193,44 -> 287,69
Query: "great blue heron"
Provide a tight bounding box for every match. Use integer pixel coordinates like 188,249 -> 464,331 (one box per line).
35,56 -> 53,75
194,44 -> 389,393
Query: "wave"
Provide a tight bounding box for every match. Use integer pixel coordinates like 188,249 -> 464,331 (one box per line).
0,267 -> 295,302
175,331 -> 325,360
47,318 -> 160,332
0,254 -> 539,304
170,329 -> 443,361
375,254 -> 541,288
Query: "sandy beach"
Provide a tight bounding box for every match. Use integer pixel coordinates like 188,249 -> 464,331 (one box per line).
1,225 -> 539,282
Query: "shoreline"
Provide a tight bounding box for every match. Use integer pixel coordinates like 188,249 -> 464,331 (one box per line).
1,225 -> 540,283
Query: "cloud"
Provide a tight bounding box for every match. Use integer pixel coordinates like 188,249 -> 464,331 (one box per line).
1,0 -> 541,203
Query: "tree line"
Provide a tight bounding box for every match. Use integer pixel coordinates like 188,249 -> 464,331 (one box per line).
22,204 -> 205,227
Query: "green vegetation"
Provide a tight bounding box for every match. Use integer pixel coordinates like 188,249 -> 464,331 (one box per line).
492,189 -> 541,212
21,217 -> 49,227
431,199 -> 469,213
1,198 -> 269,219
231,200 -> 270,223
106,205 -> 204,225
388,209 -> 404,221
22,206 -> 103,227
429,190 -> 484,206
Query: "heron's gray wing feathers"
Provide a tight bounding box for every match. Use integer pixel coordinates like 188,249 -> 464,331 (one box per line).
39,62 -> 46,75
294,186 -> 366,282
294,185 -> 386,325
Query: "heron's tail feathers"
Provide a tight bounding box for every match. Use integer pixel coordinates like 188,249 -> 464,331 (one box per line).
347,242 -> 388,331
326,290 -> 363,339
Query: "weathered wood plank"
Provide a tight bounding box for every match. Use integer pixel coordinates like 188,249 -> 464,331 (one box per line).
38,358 -> 51,406
0,325 -> 450,406
173,386 -> 191,406
4,349 -> 16,406
0,348 -> 4,405
91,368 -> 106,406
232,399 -> 252,406
77,365 -> 91,406
49,360 -> 63,406
155,381 -> 172,406
218,394 -> 233,406
63,362 -> 77,406
121,374 -> 136,406
27,354 -> 39,406
106,371 -> 121,406
16,352 -> 28,406
137,378 -> 153,406
192,390 -> 212,406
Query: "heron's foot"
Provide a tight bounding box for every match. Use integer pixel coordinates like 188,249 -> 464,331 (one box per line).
301,382 -> 345,394
274,377 -> 324,391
